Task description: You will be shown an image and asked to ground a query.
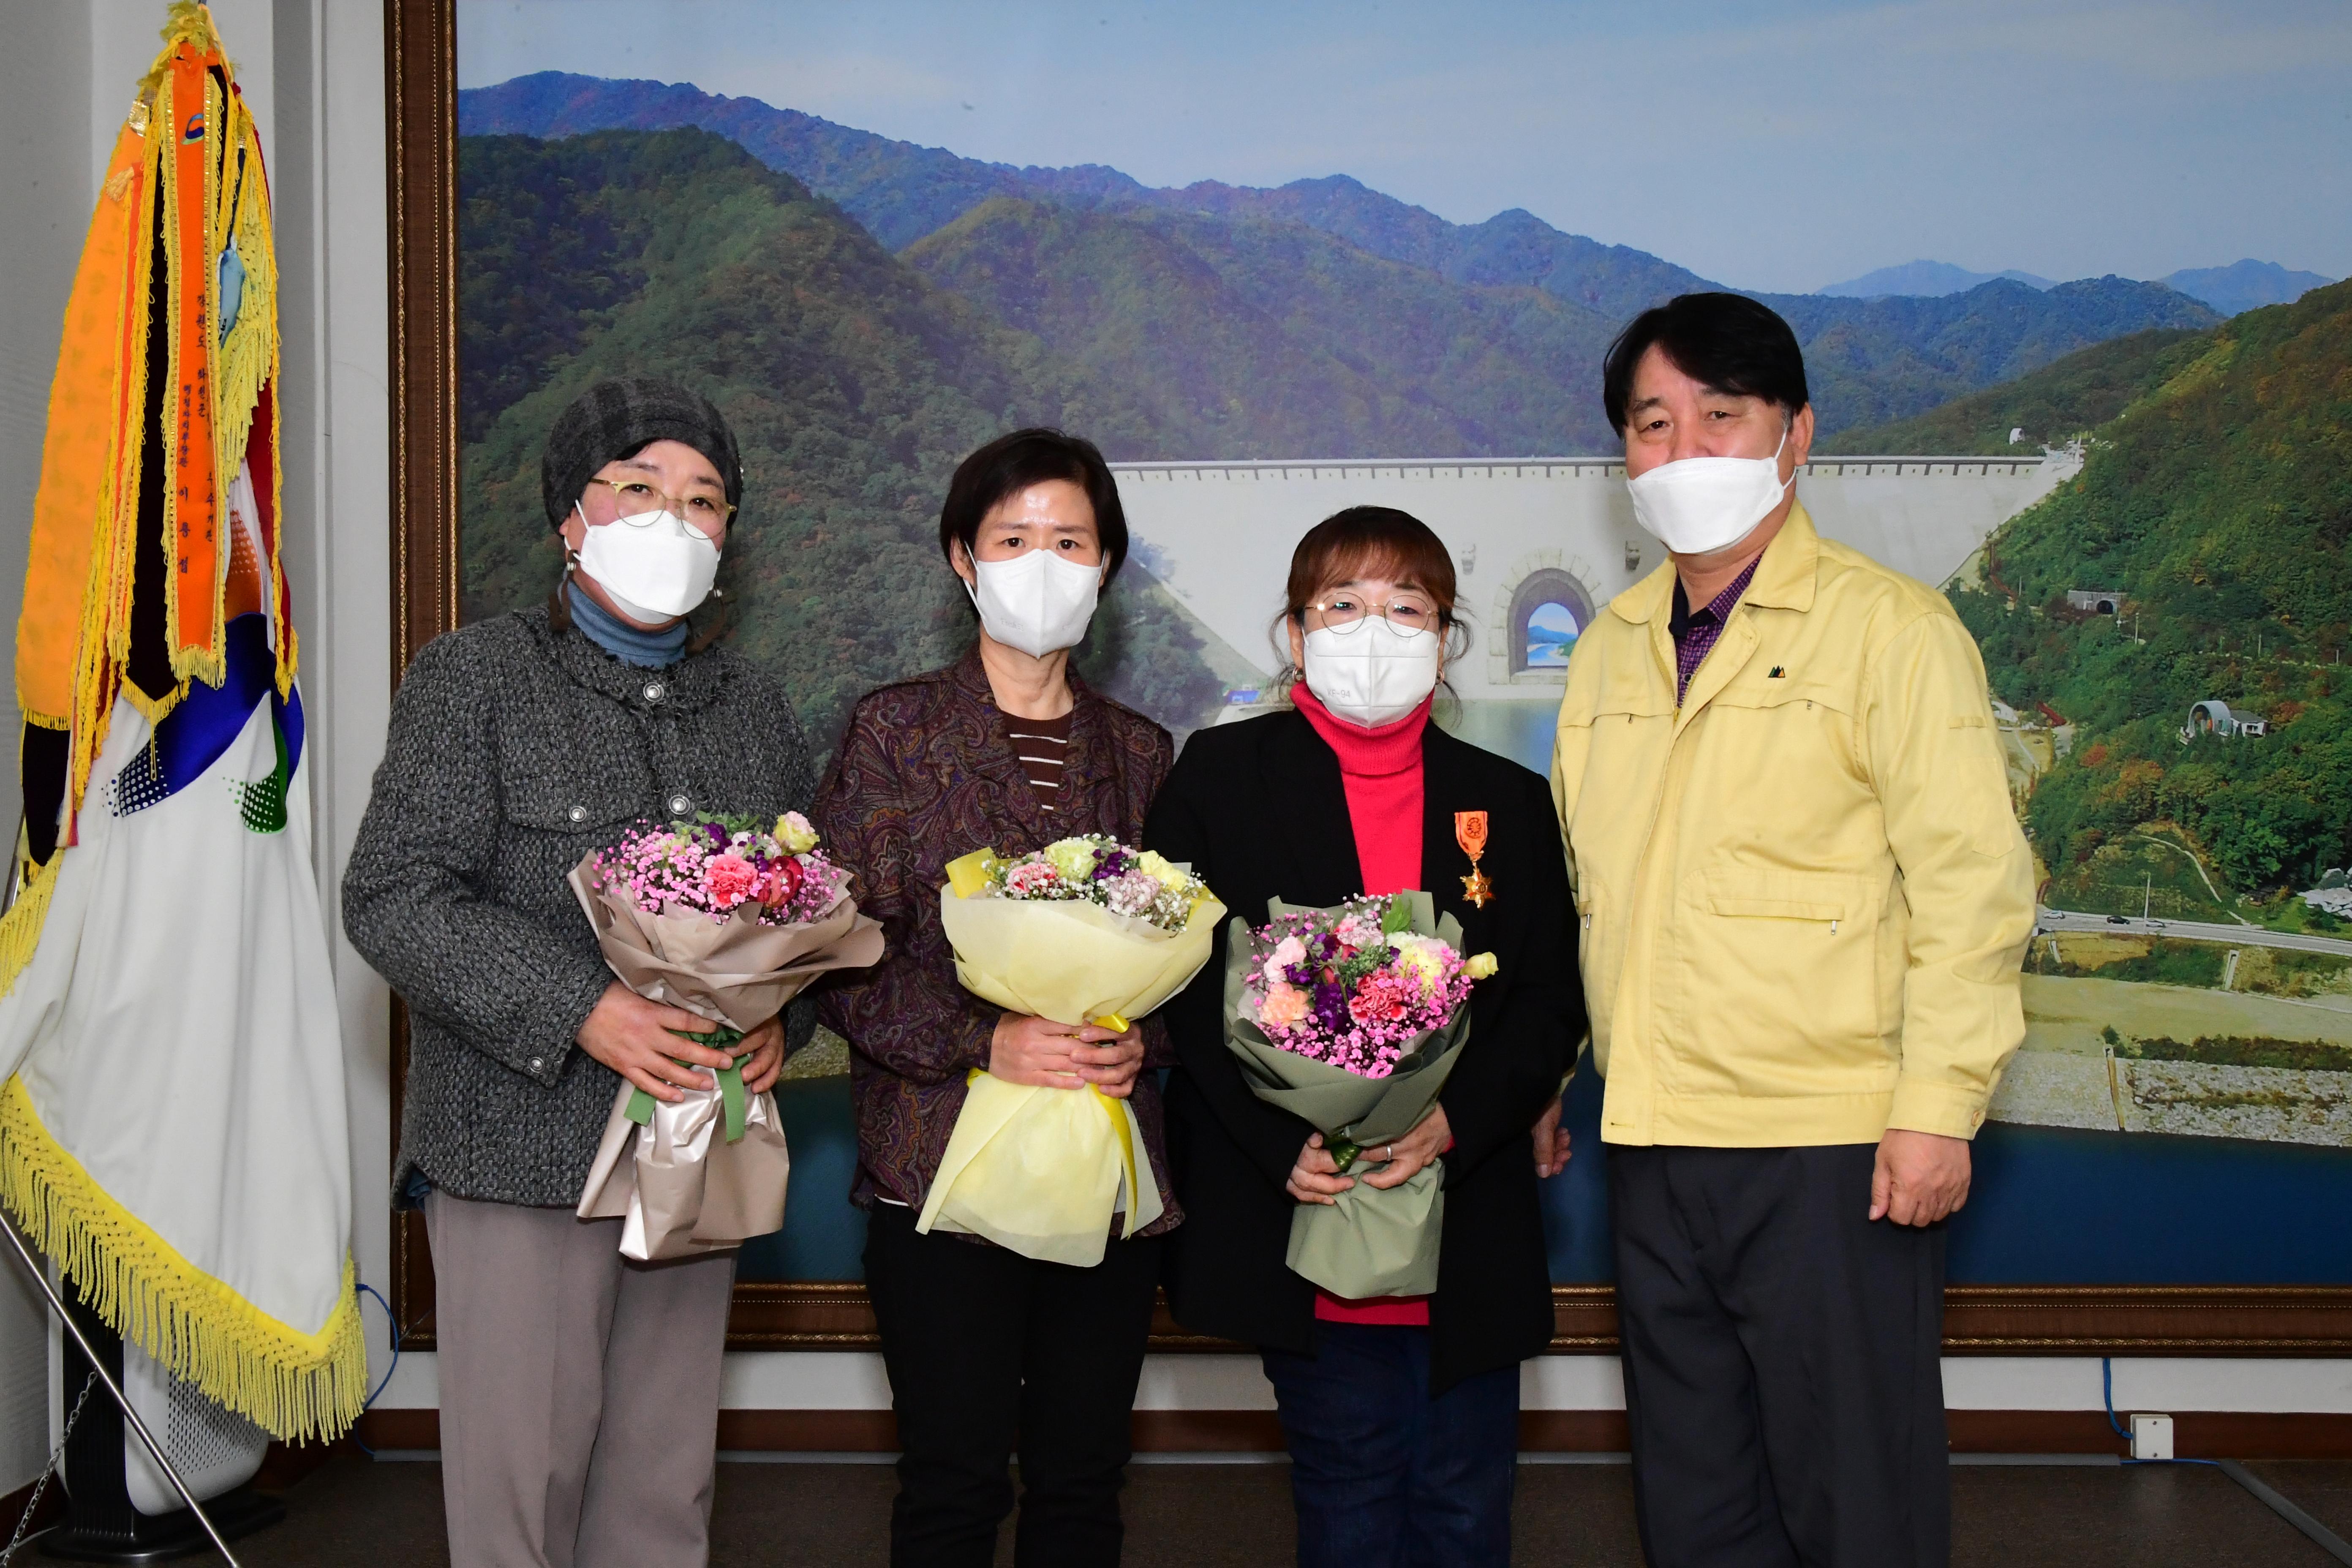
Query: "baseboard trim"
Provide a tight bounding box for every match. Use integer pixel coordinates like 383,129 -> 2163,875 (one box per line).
353,1407 -> 2352,1459
387,1277 -> 2352,1356
1945,1409 -> 2352,1458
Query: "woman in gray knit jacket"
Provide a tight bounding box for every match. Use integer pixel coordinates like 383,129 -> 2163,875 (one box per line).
344,380 -> 815,1568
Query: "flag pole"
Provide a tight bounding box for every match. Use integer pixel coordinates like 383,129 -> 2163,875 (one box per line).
0,1211 -> 245,1566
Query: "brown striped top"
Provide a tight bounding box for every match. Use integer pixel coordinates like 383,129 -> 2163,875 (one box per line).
1002,711 -> 1073,812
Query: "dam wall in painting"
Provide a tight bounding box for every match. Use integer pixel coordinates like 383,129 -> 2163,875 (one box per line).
1113,451 -> 2082,710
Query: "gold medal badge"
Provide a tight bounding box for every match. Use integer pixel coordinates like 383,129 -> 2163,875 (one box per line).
1455,810 -> 1494,908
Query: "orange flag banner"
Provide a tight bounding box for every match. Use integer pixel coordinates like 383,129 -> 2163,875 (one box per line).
0,3 -> 359,1447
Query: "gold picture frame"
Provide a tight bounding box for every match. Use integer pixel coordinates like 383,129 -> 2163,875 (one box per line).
381,0 -> 2352,1360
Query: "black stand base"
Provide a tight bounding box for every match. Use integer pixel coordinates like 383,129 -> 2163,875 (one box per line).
37,1291 -> 284,1563
36,1486 -> 283,1564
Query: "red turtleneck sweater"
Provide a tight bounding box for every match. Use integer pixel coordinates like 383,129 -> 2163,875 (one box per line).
1291,683 -> 1434,1326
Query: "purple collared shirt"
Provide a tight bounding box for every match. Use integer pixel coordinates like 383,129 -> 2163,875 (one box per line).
1669,557 -> 1762,703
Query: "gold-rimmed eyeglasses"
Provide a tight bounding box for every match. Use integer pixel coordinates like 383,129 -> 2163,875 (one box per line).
587,476 -> 735,534
1306,589 -> 1440,638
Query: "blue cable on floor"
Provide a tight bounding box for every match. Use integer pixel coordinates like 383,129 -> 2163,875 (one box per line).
351,1282 -> 402,1459
2102,1357 -> 2220,1468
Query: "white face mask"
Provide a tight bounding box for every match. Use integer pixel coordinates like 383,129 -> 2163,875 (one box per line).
967,549 -> 1102,659
574,503 -> 722,623
1301,619 -> 1441,727
1626,422 -> 1792,556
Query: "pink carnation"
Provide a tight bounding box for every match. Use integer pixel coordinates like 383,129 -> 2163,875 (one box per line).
705,854 -> 758,906
1004,861 -> 1062,897
1346,971 -> 1416,1026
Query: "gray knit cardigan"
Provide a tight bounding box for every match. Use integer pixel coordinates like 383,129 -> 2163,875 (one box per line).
344,604 -> 817,1209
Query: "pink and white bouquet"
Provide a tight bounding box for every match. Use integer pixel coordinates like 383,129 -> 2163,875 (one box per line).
963,835 -> 1209,933
597,811 -> 850,928
568,810 -> 883,1260
1222,891 -> 1496,1298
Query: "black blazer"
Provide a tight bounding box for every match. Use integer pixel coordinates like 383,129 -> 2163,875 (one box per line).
1142,708 -> 1583,1393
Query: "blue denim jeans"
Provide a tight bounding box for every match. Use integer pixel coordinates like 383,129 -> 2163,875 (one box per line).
1260,1322 -> 1519,1568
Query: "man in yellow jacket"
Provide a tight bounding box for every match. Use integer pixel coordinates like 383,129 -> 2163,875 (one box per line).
1552,294 -> 2035,1566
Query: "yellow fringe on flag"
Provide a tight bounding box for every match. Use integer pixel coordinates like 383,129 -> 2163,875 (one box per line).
0,1077 -> 365,1442
0,857 -> 60,1002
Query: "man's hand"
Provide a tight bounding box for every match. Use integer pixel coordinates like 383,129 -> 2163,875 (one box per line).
989,1013 -> 1145,1096
1870,1129 -> 1971,1226
576,983 -> 738,1103
1533,1094 -> 1573,1178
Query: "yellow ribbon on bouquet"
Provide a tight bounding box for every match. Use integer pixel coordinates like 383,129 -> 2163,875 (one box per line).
915,1013 -> 1162,1267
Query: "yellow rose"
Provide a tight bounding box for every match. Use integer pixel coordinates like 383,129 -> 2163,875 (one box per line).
1136,849 -> 1184,885
1465,952 -> 1499,980
774,811 -> 821,855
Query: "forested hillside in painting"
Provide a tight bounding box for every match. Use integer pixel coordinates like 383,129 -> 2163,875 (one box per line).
1949,282 -> 2352,904
457,129 -> 1219,751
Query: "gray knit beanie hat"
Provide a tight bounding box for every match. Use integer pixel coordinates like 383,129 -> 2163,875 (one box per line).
541,377 -> 743,528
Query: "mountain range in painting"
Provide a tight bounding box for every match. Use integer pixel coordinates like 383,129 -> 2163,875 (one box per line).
1824,257 -> 2336,315
457,72 -> 2223,449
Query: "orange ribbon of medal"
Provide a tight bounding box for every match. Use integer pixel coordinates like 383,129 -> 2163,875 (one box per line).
1455,811 -> 1494,908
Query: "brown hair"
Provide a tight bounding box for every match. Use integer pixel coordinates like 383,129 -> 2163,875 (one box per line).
1272,507 -> 1470,700
1283,506 -> 1460,629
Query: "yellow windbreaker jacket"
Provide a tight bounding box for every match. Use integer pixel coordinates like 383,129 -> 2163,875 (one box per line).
1550,503 -> 2034,1147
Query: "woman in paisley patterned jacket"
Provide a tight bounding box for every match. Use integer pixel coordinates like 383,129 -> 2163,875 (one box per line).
812,428 -> 1178,1568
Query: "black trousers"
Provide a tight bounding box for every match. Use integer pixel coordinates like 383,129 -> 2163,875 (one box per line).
1609,1143 -> 1949,1568
863,1202 -> 1162,1568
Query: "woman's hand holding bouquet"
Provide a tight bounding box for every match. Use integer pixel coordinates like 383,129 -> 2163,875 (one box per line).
578,985 -> 775,1103
988,1012 -> 1146,1096
1288,1103 -> 1452,1205
1225,891 -> 1499,1298
569,810 -> 885,1260
928,836 -> 1226,1266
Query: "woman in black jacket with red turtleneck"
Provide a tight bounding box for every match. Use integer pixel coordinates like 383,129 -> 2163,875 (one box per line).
1143,506 -> 1583,1568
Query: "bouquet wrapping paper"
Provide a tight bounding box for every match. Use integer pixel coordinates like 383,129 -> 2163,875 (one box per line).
568,857 -> 885,1260
925,855 -> 1226,1266
1222,893 -> 1473,1298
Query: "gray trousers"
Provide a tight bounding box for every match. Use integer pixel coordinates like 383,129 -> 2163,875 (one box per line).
424,1190 -> 737,1568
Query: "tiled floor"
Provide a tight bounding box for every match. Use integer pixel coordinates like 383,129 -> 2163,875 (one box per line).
191,1452 -> 2352,1565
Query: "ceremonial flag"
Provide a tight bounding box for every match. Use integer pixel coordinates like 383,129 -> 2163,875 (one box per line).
0,3 -> 362,1442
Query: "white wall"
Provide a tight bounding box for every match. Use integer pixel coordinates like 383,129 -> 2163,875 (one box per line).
0,0 -> 97,1503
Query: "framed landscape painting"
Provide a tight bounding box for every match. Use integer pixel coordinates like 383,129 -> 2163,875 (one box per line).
385,0 -> 2352,1354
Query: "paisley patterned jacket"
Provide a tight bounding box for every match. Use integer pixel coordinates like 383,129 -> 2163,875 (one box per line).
812,647 -> 1182,1236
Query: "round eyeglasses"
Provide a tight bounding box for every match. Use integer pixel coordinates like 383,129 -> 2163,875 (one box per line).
588,475 -> 734,534
1306,590 -> 1440,637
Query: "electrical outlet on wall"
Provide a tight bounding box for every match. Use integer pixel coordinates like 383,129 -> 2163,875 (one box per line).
2129,1413 -> 2175,1460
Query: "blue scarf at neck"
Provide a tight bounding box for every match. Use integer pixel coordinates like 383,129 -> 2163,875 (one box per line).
566,580 -> 689,667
